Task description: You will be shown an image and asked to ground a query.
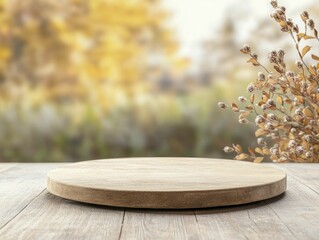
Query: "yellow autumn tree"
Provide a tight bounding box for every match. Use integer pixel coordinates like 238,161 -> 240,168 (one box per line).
0,0 -> 179,109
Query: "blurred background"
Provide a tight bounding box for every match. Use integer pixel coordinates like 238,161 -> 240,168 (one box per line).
0,0 -> 317,162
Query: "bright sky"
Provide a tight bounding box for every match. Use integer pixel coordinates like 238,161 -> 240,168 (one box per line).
163,0 -> 315,60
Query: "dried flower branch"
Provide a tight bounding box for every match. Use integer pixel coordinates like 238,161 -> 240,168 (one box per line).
219,0 -> 319,163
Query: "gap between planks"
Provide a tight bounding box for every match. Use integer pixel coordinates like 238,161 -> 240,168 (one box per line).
0,188 -> 46,231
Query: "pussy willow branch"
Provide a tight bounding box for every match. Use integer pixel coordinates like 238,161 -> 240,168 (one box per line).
249,54 -> 271,74
281,14 -> 312,75
289,31 -> 312,75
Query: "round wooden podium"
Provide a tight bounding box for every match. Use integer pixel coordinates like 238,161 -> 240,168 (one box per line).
47,158 -> 286,209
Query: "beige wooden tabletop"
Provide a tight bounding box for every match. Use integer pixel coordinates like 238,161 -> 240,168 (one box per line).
0,163 -> 318,240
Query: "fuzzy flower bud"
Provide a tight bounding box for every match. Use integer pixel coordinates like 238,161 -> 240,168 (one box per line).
286,19 -> 293,28
251,52 -> 258,59
308,19 -> 315,30
270,50 -> 277,57
285,71 -> 294,78
265,122 -> 275,131
261,104 -> 268,111
268,51 -> 278,63
271,12 -> 281,22
270,147 -> 280,156
293,24 -> 299,33
267,113 -> 276,121
278,49 -> 285,59
258,72 -> 266,81
255,115 -> 264,125
295,60 -> 303,68
267,99 -> 276,106
241,44 -> 251,54
283,115 -> 292,122
295,146 -> 305,155
276,9 -> 285,17
288,140 -> 297,149
247,84 -> 255,93
270,0 -> 278,8
238,96 -> 247,102
301,11 -> 309,20
303,134 -> 313,142
218,102 -> 227,109
257,137 -> 267,146
295,108 -> 303,116
250,52 -> 258,60
223,146 -> 234,153
306,152 -> 312,158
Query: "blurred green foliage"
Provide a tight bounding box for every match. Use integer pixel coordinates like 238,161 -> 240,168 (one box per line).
0,0 -> 260,162
0,80 -> 256,162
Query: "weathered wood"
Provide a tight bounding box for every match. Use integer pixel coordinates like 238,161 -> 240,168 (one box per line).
0,164 -> 61,229
119,210 -> 201,240
266,164 -> 319,240
195,199 -> 297,240
195,175 -> 319,240
0,163 -> 17,173
47,158 -> 286,209
0,163 -> 318,240
0,192 -> 124,240
273,163 -> 319,193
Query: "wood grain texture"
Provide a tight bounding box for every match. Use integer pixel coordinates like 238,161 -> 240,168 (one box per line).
193,165 -> 319,240
0,163 -> 318,240
273,163 -> 319,193
194,198 -> 298,240
267,164 -> 319,240
47,158 -> 287,209
0,163 -> 61,229
119,210 -> 201,239
0,192 -> 124,240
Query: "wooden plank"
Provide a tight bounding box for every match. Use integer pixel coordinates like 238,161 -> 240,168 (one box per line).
0,163 -> 62,229
0,192 -> 124,240
195,172 -> 319,240
47,158 -> 286,208
0,163 -> 18,173
265,165 -> 319,240
119,210 -> 201,240
195,197 -> 297,240
273,163 -> 319,194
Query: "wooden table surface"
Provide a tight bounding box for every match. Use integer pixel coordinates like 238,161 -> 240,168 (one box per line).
0,163 -> 318,240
